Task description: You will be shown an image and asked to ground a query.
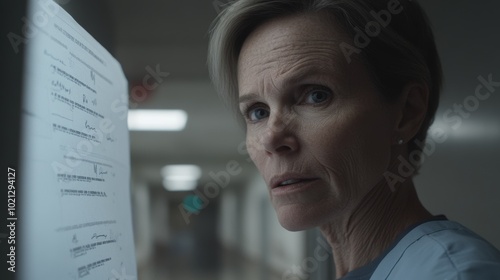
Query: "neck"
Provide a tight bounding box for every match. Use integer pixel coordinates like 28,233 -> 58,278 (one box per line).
319,178 -> 432,279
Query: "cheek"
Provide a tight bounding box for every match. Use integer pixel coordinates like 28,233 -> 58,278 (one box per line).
309,109 -> 393,190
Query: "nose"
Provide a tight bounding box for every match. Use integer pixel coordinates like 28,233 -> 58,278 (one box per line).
260,114 -> 299,155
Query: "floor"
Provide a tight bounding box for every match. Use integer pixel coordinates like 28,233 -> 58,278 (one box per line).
138,245 -> 282,280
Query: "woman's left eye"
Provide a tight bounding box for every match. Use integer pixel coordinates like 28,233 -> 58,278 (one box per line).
303,87 -> 332,104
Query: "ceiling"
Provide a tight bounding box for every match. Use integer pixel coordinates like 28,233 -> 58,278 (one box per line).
60,0 -> 500,189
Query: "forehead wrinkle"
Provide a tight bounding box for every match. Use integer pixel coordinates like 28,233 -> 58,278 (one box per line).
277,49 -> 340,78
270,38 -> 340,52
238,17 -> 349,98
266,38 -> 341,64
243,35 -> 340,66
240,48 -> 344,99
268,49 -> 343,92
264,36 -> 342,71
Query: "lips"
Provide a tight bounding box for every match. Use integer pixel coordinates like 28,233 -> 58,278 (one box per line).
279,178 -> 317,186
279,179 -> 303,186
270,174 -> 319,190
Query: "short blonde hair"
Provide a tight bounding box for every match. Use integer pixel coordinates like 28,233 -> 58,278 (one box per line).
208,0 -> 442,161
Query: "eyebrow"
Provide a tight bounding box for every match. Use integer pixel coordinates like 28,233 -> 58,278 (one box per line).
238,93 -> 260,104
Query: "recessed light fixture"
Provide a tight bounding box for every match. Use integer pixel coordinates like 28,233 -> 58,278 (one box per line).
128,110 -> 187,131
161,164 -> 201,191
162,179 -> 198,192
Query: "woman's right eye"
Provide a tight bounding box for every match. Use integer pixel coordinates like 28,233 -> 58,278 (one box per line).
246,106 -> 269,122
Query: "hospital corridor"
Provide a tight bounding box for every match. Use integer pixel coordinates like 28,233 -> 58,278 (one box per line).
2,0 -> 500,279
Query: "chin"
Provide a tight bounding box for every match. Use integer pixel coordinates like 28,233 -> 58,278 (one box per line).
275,205 -> 324,231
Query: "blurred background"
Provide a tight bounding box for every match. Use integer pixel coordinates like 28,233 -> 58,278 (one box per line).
57,0 -> 500,279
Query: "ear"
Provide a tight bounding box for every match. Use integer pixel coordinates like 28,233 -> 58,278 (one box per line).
393,83 -> 429,144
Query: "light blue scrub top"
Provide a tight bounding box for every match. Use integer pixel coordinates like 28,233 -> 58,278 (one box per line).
341,217 -> 500,279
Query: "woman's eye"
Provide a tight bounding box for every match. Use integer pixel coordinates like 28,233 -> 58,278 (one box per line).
305,88 -> 331,104
247,107 -> 269,122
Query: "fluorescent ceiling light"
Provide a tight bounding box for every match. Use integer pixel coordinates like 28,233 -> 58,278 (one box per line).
163,179 -> 197,192
161,164 -> 202,191
161,165 -> 201,180
128,110 -> 187,131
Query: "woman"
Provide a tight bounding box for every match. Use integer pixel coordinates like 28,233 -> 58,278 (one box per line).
208,0 -> 500,279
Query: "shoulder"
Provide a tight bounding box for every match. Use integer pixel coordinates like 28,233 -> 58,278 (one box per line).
376,220 -> 500,280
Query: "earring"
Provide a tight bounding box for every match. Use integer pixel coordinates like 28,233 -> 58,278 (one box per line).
397,139 -> 404,145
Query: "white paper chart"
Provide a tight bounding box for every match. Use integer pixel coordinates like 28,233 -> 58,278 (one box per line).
18,1 -> 137,279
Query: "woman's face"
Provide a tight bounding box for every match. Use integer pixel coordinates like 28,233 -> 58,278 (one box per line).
237,13 -> 400,231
